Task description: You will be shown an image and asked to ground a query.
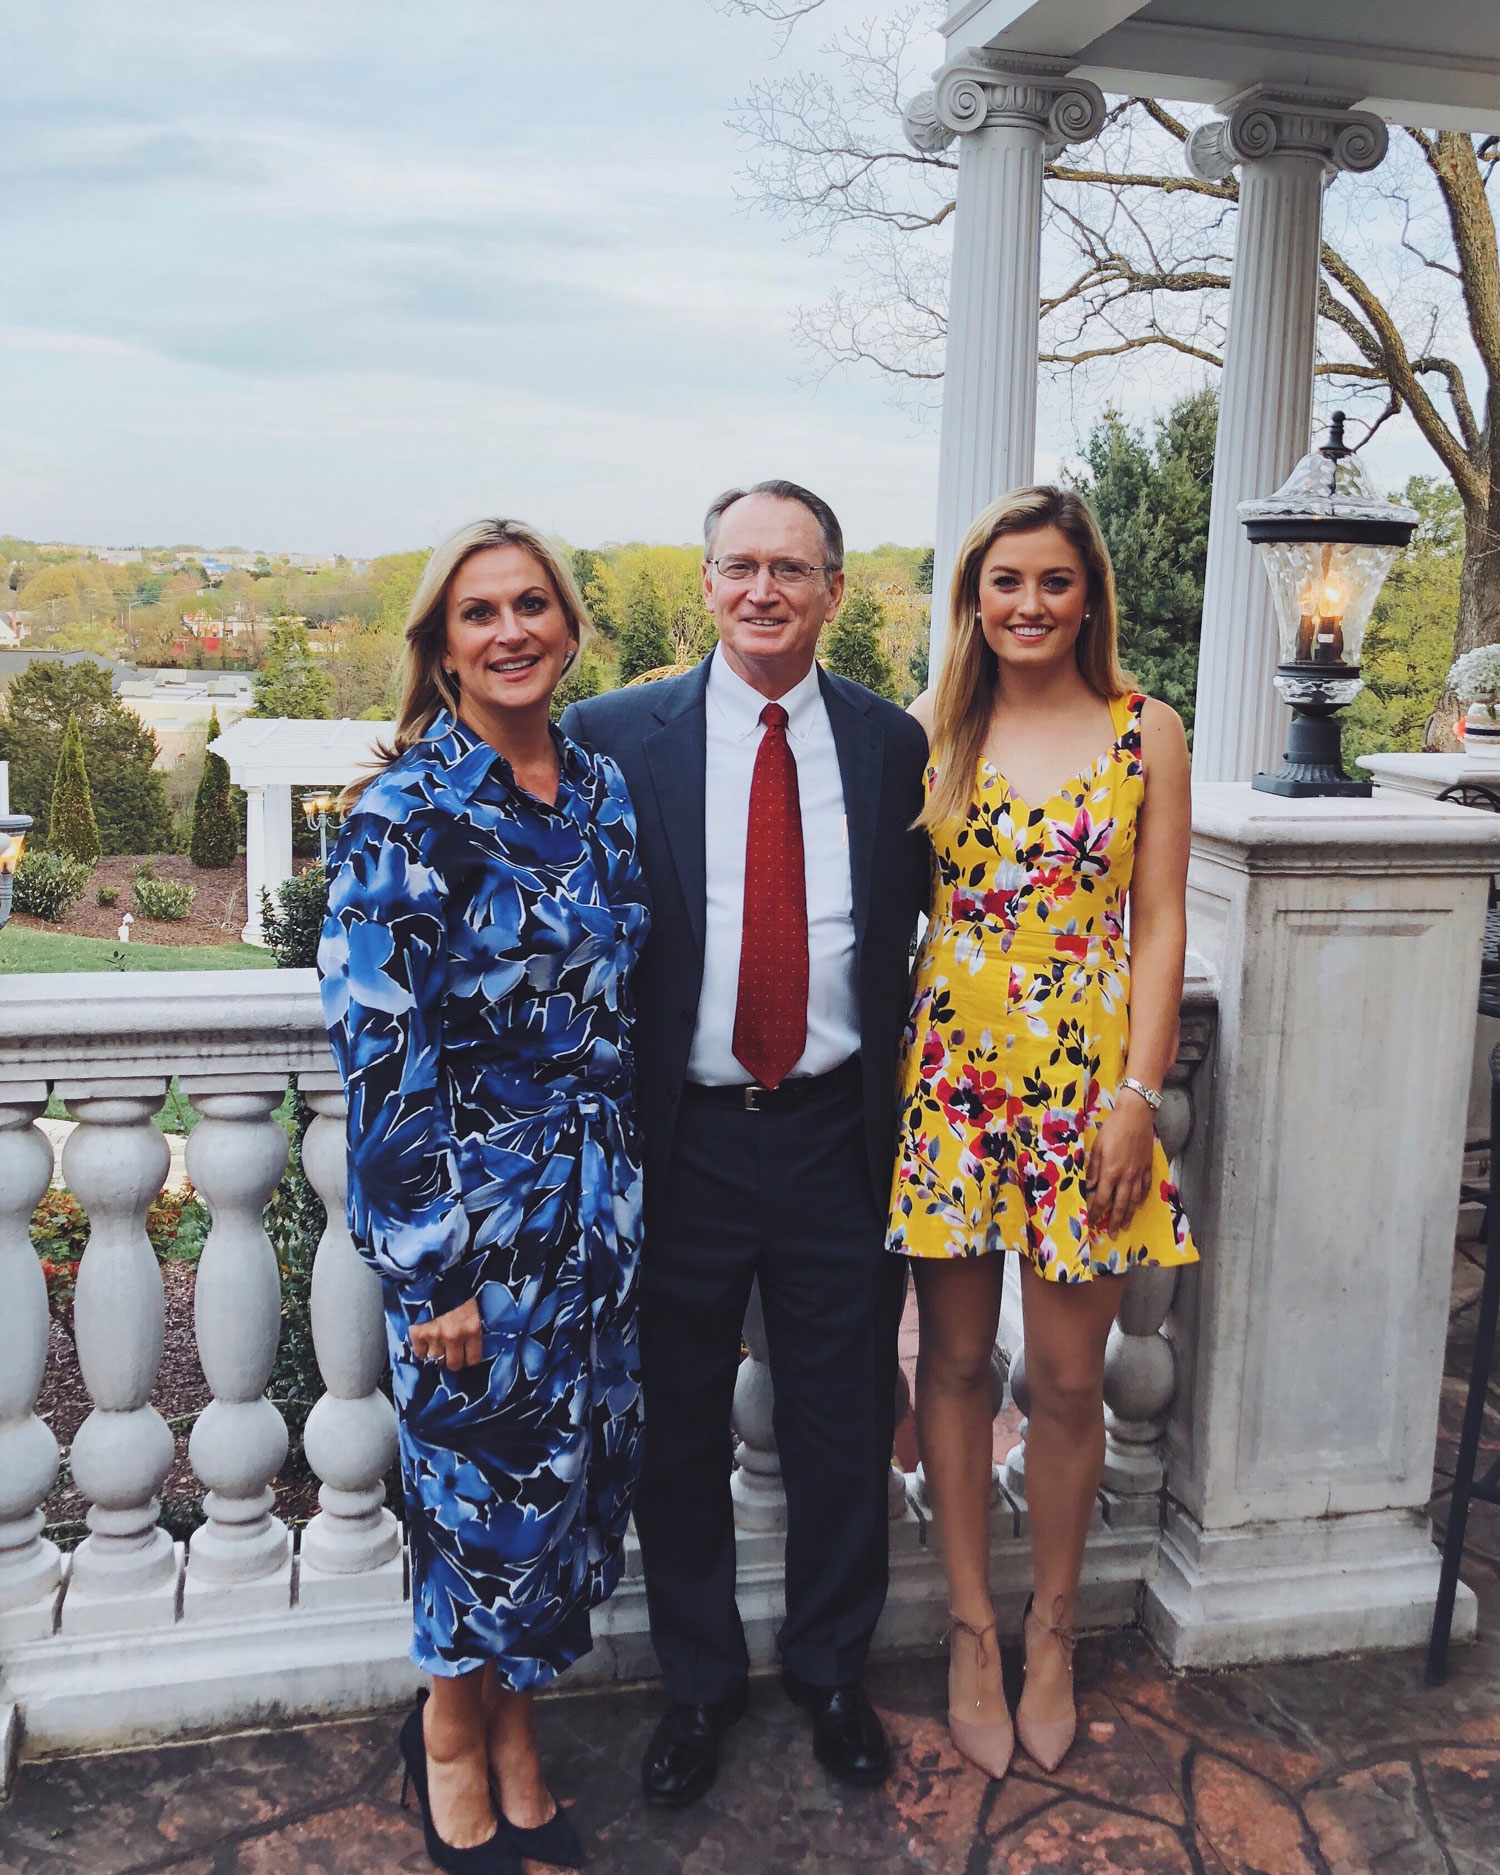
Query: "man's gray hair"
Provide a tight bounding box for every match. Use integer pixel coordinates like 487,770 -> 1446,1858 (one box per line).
702,479 -> 845,574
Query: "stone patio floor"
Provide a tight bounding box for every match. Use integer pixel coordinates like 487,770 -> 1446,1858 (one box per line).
5,1236 -> 1499,1875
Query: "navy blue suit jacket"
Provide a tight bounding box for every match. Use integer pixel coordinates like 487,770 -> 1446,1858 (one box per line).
562,655 -> 930,1214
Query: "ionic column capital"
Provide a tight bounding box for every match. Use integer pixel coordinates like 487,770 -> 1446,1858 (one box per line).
1186,88 -> 1388,184
905,51 -> 1105,157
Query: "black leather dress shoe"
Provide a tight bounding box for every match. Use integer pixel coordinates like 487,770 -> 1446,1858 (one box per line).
781,1669 -> 891,1787
641,1683 -> 750,1808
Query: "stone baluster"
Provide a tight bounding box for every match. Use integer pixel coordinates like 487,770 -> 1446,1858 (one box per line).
1101,1072 -> 1197,1517
181,1081 -> 292,1614
731,1279 -> 784,1532
0,1096 -> 63,1640
297,1082 -> 402,1601
60,1086 -> 179,1630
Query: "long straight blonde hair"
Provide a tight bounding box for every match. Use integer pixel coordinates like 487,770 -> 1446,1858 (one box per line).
341,518 -> 590,810
920,485 -> 1128,833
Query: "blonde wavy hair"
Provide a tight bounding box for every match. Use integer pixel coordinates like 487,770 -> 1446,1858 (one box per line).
920,485 -> 1128,833
341,518 -> 589,810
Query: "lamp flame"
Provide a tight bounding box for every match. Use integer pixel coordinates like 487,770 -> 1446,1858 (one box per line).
0,832 -> 26,875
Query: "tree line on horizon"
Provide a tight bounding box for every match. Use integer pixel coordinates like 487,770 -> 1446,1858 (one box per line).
1,389 -> 1464,864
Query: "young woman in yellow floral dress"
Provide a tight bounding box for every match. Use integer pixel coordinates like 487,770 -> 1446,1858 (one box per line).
890,485 -> 1196,1780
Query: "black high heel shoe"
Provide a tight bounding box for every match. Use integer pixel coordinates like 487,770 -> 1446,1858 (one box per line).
397,1703 -> 519,1875
491,1786 -> 585,1870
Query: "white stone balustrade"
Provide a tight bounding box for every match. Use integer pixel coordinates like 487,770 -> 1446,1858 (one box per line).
0,1099 -> 63,1643
181,1083 -> 291,1613
297,1079 -> 402,1598
60,1088 -> 179,1632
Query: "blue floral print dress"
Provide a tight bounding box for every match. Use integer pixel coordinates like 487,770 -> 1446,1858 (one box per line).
318,709 -> 650,1686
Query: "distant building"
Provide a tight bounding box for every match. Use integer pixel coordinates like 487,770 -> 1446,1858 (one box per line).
116,670 -> 255,770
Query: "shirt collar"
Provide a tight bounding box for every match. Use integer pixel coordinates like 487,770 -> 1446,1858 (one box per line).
706,646 -> 824,743
422,707 -> 583,807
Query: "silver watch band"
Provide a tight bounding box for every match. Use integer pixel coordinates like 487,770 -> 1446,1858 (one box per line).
1119,1076 -> 1163,1113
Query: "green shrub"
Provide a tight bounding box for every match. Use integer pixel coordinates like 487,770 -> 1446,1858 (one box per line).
47,714 -> 103,865
265,1086 -> 326,1467
133,874 -> 195,921
95,885 -> 119,907
133,860 -> 155,882
13,850 -> 92,920
189,708 -> 238,868
261,864 -> 328,967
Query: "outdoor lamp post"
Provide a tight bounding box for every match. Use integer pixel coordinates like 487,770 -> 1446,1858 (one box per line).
0,814 -> 32,931
1240,413 -> 1417,798
300,790 -> 334,868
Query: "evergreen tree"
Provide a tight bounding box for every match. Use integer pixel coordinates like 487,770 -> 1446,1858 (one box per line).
0,662 -> 172,854
46,713 -> 102,865
617,569 -> 675,683
1342,477 -> 1463,767
250,617 -> 335,718
550,643 -> 614,722
915,547 -> 935,595
189,708 -> 238,868
823,584 -> 897,699
570,547 -> 618,639
1070,388 -> 1216,737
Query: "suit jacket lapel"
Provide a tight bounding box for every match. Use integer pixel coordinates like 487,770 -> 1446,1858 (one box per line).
643,657 -> 711,957
819,668 -> 882,959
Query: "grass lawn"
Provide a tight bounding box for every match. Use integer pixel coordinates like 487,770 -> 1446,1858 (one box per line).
0,925 -> 278,974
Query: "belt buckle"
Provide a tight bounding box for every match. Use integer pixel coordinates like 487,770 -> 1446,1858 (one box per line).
744,1084 -> 765,1112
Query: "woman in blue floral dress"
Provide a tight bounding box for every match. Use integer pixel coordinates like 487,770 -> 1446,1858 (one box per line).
319,519 -> 649,1874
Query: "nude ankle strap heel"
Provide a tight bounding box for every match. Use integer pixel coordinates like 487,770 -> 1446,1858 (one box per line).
944,1610 -> 1014,1781
1016,1594 -> 1077,1773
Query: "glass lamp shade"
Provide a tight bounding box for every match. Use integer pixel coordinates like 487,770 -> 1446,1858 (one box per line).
1251,535 -> 1401,707
300,791 -> 333,823
1239,415 -> 1416,713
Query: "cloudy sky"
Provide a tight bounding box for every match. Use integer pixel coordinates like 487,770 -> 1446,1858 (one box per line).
3,2 -> 1446,557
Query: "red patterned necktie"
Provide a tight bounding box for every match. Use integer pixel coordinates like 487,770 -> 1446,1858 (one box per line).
732,702 -> 809,1089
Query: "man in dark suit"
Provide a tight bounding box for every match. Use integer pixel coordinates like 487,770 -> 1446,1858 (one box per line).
562,479 -> 928,1804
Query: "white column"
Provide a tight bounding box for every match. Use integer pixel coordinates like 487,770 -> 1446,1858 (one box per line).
905,53 -> 1105,669
0,1095 -> 63,1641
1148,786 -> 1500,1666
265,783 -> 295,905
1188,93 -> 1388,783
242,784 -> 269,945
297,1080 -> 403,1602
60,1086 -> 180,1631
181,1079 -> 293,1614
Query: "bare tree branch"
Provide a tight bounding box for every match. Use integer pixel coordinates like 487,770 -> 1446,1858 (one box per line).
1041,333 -> 1224,369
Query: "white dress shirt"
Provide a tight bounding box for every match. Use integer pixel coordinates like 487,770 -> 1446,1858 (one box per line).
687,648 -> 860,1085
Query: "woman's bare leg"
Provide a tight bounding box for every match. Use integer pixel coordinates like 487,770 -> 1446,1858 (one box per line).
482,1665 -> 554,1828
912,1255 -> 1009,1720
1017,1261 -> 1125,1717
423,1667 -> 497,1848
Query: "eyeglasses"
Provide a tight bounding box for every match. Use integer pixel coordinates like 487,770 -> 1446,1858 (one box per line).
706,557 -> 833,588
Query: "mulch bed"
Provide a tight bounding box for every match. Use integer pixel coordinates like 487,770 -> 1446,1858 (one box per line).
12,853 -> 251,947
38,1263 -> 322,1545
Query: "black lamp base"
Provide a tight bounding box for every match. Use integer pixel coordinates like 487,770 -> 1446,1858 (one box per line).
1251,702 -> 1371,799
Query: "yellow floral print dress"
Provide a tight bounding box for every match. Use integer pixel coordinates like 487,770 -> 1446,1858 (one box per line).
887,692 -> 1197,1282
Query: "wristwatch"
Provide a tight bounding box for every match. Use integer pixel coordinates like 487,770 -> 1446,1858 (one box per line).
1119,1076 -> 1163,1113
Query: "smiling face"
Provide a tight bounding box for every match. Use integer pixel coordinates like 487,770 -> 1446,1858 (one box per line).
441,544 -> 578,725
976,524 -> 1092,678
703,492 -> 844,697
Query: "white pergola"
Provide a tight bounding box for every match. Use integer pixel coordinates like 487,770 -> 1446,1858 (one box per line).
209,716 -> 386,944
915,0 -> 1500,782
